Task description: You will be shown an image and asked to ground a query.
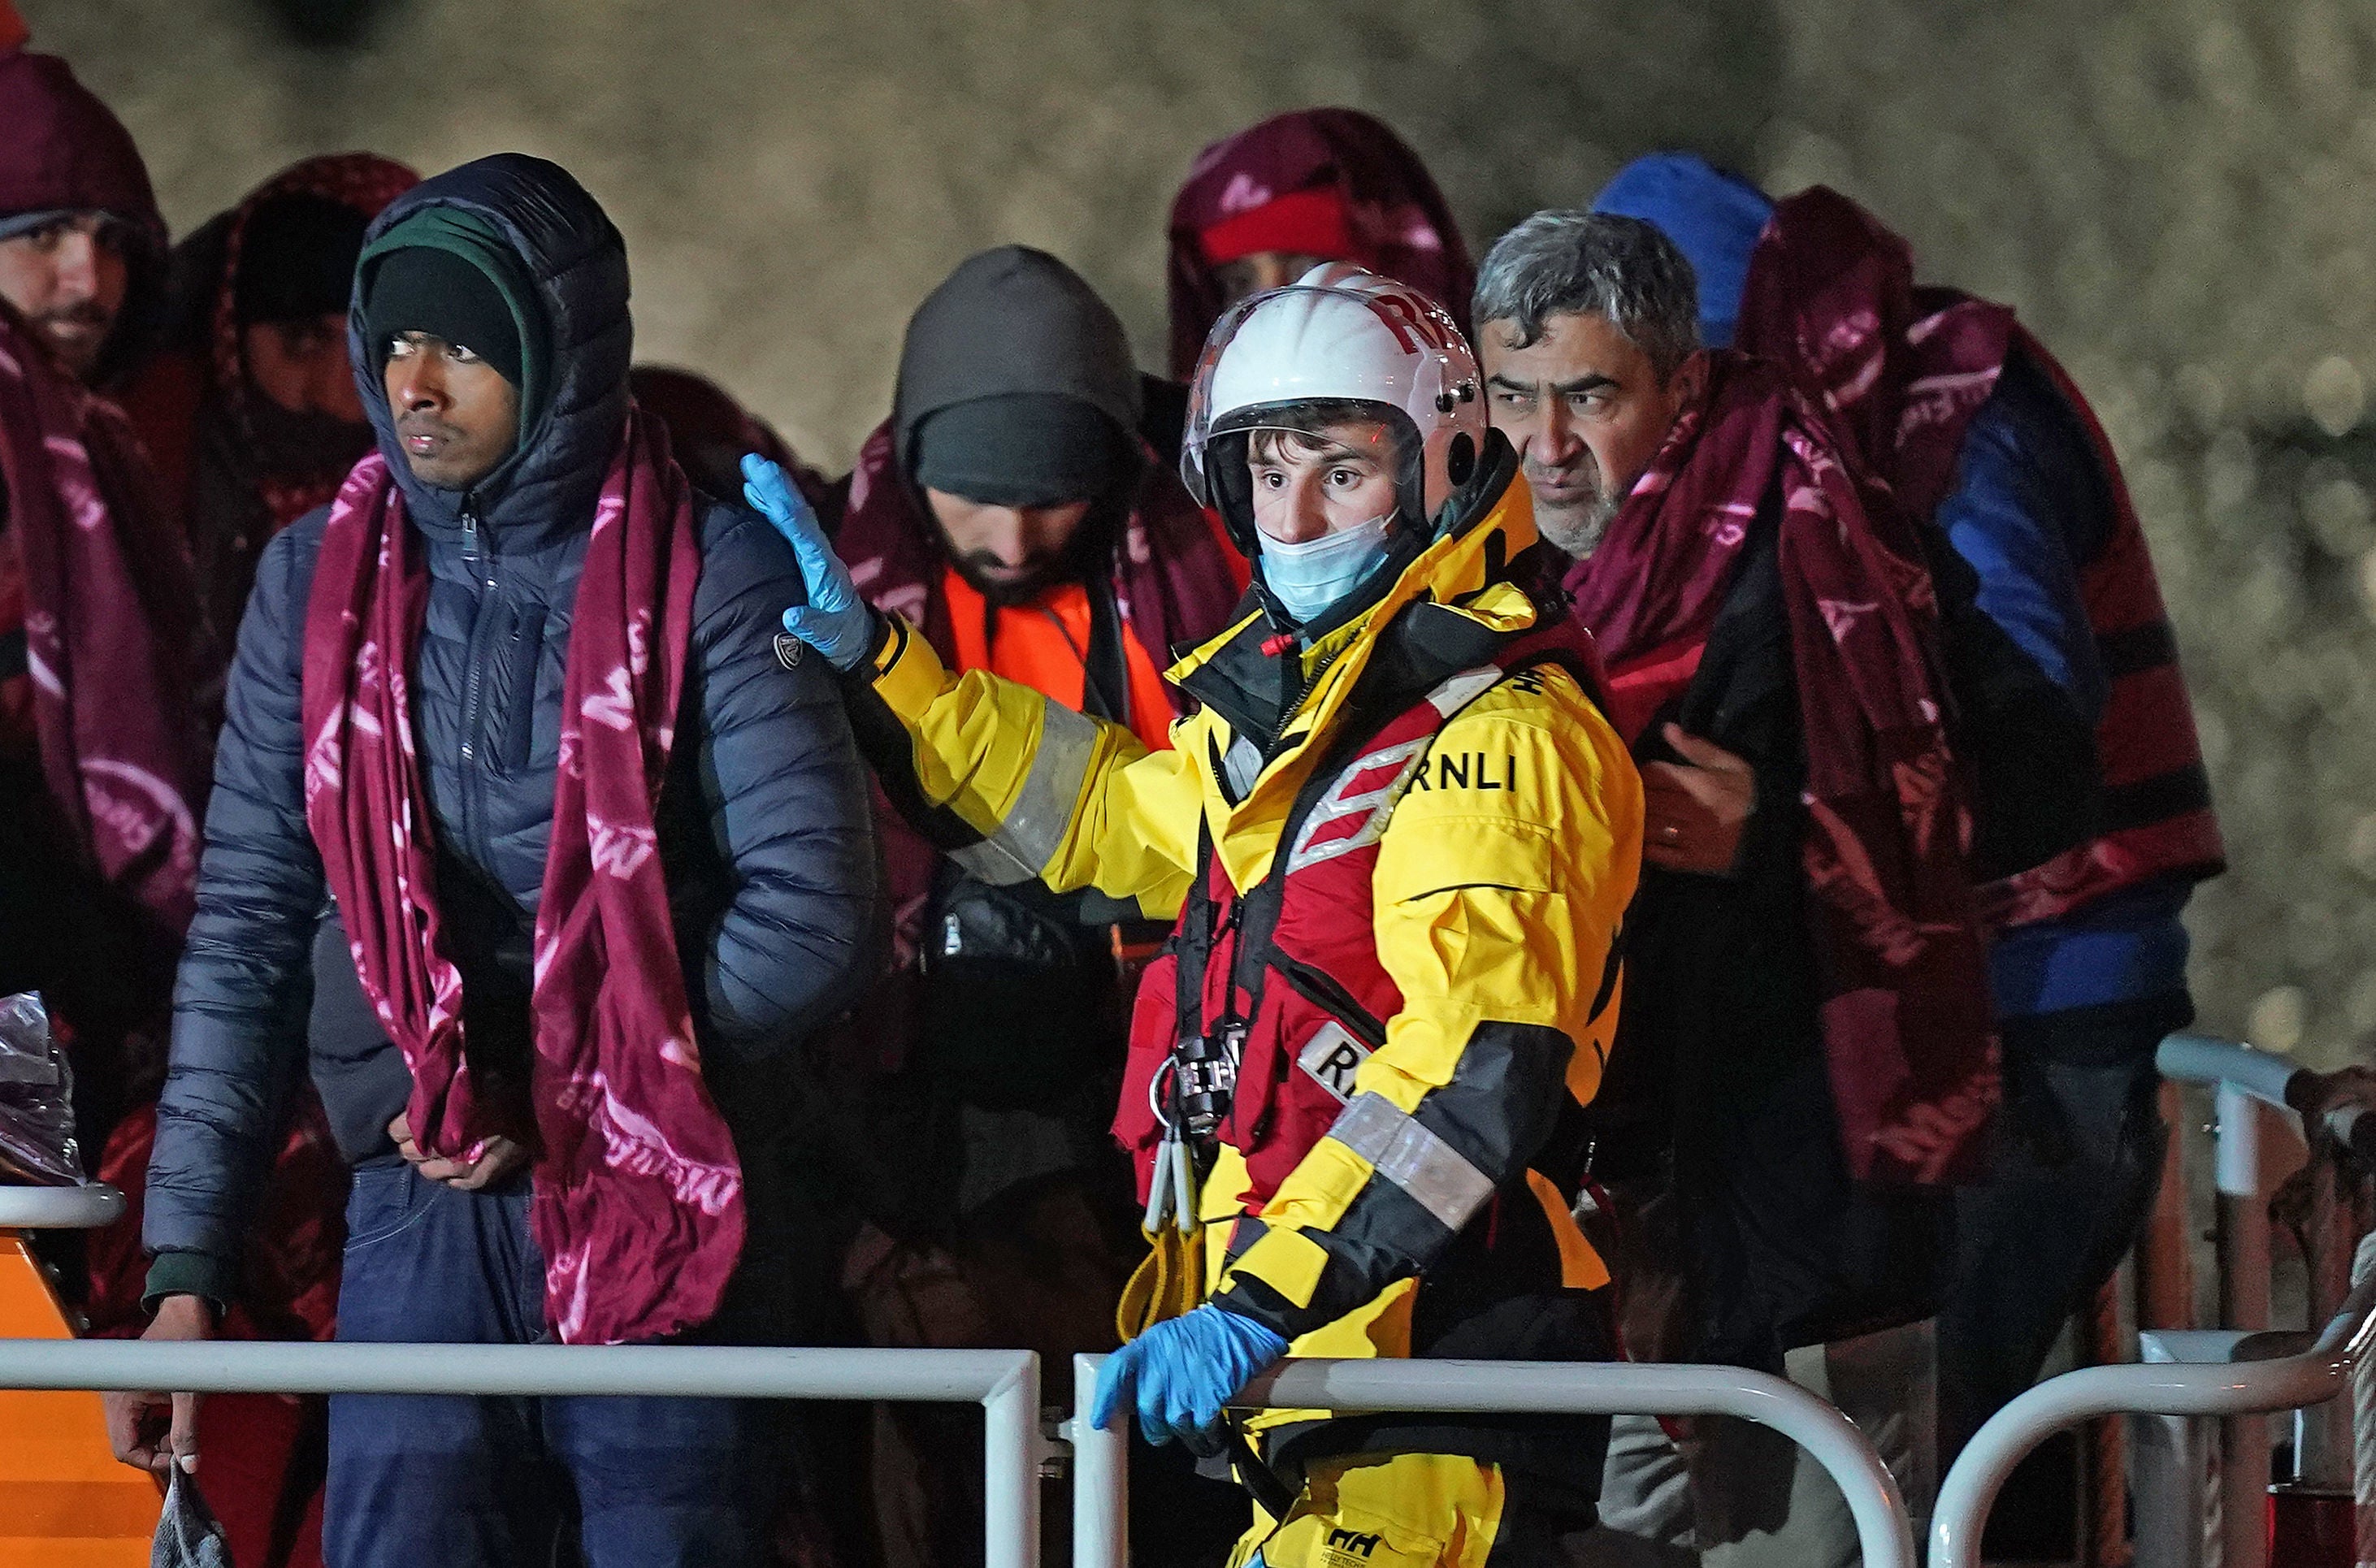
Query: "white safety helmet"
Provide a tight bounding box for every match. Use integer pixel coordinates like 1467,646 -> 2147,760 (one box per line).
1181,263 -> 1488,557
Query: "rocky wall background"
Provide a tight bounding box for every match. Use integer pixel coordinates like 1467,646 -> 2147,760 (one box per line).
24,0 -> 2376,1068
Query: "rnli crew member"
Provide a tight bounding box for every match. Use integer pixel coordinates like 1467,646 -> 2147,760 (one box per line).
747,264 -> 1642,1567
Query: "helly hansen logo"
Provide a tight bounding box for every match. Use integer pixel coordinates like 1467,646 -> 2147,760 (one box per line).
1326,1530 -> 1383,1557
1404,751 -> 1518,794
1297,1022 -> 1370,1104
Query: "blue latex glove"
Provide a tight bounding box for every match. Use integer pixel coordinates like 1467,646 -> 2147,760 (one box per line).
1093,1304 -> 1289,1448
741,453 -> 875,672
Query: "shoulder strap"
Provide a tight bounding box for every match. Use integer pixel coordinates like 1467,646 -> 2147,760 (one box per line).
1082,572 -> 1133,730
1171,818 -> 1217,1048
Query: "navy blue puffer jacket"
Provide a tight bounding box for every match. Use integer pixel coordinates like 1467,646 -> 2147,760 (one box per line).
141,156 -> 884,1325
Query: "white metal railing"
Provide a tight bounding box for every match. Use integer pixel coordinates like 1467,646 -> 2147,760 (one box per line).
1064,1351 -> 1918,1568
0,1181 -> 126,1228
2148,1031 -> 2376,1568
2152,1031 -> 2376,1154
2154,1031 -> 2300,1568
1,1178 -> 1044,1568
1932,1263 -> 2376,1567
0,1338 -> 1045,1568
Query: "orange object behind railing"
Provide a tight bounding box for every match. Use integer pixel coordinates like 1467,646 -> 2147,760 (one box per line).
0,1230 -> 158,1566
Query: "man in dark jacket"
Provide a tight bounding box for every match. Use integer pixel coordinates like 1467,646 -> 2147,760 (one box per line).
824,244 -> 1246,1568
1475,211 -> 2098,1564
1593,156 -> 2225,1464
103,154 -> 882,1568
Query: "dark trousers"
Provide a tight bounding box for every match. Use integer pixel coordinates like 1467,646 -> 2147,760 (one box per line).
1936,1029 -> 2169,1458
323,1159 -> 766,1568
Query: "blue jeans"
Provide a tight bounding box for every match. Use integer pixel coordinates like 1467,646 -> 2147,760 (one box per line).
323,1160 -> 766,1568
1938,1041 -> 2167,1457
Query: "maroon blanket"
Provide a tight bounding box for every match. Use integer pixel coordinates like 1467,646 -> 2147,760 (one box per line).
1166,108 -> 1472,376
210,153 -> 420,528
0,305 -> 210,938
1567,354 -> 1998,1184
301,410 -> 744,1345
1735,187 -> 2224,924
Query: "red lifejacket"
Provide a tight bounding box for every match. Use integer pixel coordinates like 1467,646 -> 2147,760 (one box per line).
1113,616 -> 1613,1208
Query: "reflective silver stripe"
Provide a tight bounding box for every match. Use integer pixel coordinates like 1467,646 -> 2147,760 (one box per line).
1282,737 -> 1428,875
1281,665 -> 1506,876
949,696 -> 1099,886
1323,1091 -> 1495,1232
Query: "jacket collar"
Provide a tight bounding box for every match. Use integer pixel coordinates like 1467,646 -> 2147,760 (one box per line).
1172,431 -> 1543,734
1171,436 -> 1550,883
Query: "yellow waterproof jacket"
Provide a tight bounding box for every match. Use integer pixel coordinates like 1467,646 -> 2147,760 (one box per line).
846,448 -> 1642,1470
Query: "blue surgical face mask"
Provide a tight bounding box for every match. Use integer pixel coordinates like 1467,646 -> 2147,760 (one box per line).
1258,510 -> 1397,626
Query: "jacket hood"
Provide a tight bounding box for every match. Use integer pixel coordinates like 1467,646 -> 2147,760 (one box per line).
347,153 -> 631,548
0,49 -> 168,383
0,50 -> 164,254
1166,109 -> 1473,379
891,245 -> 1142,485
1592,152 -> 1775,350
190,154 -> 418,379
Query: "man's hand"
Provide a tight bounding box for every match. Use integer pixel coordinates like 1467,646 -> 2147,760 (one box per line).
389,1112 -> 528,1192
2289,1065 -> 2376,1159
103,1293 -> 212,1475
1641,723 -> 1757,876
741,454 -> 877,672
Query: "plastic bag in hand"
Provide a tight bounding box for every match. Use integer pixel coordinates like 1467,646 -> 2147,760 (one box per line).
0,991 -> 81,1185
152,1466 -> 230,1568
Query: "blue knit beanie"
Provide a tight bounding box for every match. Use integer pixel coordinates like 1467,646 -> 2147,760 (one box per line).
1592,153 -> 1775,349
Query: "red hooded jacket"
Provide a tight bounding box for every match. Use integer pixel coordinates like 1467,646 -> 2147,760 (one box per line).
1165,108 -> 1473,376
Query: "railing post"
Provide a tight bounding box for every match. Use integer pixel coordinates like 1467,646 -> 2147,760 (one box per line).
0,1340 -> 1043,1568
2354,1233 -> 2376,1567
1071,1354 -> 1127,1568
2292,1157 -> 2359,1492
2215,1082 -> 2272,1568
2083,1270 -> 2132,1567
981,1352 -> 1041,1568
2137,1080 -> 2196,1334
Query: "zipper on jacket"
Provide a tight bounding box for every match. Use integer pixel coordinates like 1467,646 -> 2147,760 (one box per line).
1270,952 -> 1390,1051
1263,638 -> 1349,765
455,497 -> 497,850
1213,894 -> 1249,1029
1260,662 -> 1319,764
